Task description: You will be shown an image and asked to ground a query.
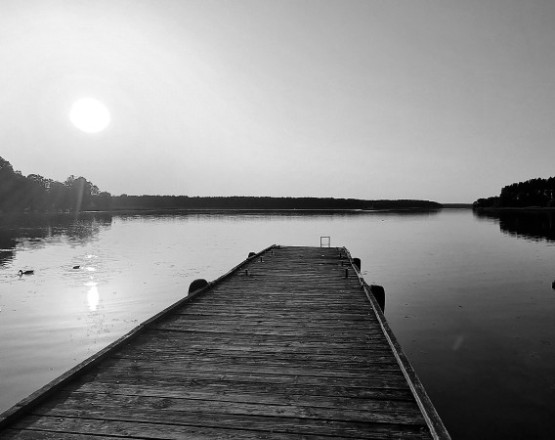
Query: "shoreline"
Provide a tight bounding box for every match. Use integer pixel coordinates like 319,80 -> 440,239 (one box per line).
473,206 -> 555,212
0,206 -> 446,218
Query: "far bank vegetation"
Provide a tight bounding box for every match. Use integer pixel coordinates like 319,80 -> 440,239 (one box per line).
0,156 -> 440,213
473,177 -> 555,209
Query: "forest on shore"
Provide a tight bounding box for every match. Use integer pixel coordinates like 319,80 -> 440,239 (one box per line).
0,156 -> 441,213
473,177 -> 555,209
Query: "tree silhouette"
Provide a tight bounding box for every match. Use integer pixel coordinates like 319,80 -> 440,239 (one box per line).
0,156 -> 106,213
474,177 -> 555,208
0,155 -> 441,213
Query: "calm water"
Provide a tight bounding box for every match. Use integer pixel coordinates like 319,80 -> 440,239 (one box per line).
1,209 -> 555,439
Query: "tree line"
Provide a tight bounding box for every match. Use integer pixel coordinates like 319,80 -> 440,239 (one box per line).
473,177 -> 555,208
110,195 -> 440,211
0,156 -> 111,212
0,155 -> 441,213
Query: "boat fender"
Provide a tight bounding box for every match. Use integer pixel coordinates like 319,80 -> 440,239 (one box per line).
189,279 -> 208,294
370,284 -> 386,313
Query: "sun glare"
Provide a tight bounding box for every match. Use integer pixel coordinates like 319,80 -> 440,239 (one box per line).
69,98 -> 111,133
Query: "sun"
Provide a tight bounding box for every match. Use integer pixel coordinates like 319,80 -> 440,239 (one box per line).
69,98 -> 111,133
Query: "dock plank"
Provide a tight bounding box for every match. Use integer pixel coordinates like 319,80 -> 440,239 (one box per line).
0,245 -> 449,439
69,377 -> 416,402
8,416 -> 432,440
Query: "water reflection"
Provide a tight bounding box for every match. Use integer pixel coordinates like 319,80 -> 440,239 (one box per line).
474,210 -> 555,242
116,208 -> 442,222
0,236 -> 16,267
84,280 -> 99,311
0,213 -> 113,266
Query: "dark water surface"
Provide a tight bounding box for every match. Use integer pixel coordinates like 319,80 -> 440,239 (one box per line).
1,209 -> 554,439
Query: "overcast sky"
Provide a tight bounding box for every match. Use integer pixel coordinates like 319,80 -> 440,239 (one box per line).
1,0 -> 554,202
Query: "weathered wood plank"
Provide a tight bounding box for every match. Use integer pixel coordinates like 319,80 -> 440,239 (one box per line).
124,336 -> 393,355
157,321 -> 381,333
30,391 -> 426,425
11,416 -> 432,440
154,325 -> 386,338
108,352 -> 400,371
93,357 -> 404,379
111,343 -> 396,362
57,387 -> 414,416
2,430 -> 126,440
180,299 -> 372,308
12,416 -> 402,440
70,376 -> 415,402
81,365 -> 411,390
176,311 -> 374,320
166,316 -> 377,327
126,330 -> 394,353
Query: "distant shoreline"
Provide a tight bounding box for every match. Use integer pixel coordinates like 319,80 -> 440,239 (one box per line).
98,206 -> 443,215
0,206 -> 447,219
439,204 -> 472,209
473,206 -> 555,212
0,197 -> 446,217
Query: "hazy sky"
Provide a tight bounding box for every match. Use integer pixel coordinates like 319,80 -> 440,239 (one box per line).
1,0 -> 554,202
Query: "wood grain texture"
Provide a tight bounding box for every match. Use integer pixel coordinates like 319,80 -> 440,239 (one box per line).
0,245 -> 446,439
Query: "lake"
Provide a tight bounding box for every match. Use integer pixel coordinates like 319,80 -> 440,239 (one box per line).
1,209 -> 554,439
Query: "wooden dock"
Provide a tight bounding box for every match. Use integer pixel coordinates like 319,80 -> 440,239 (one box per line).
0,245 -> 450,439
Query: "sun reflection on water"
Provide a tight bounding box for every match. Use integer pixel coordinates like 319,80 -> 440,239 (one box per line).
84,280 -> 99,311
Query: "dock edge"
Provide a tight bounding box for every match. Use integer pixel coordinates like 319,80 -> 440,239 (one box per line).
343,247 -> 451,440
